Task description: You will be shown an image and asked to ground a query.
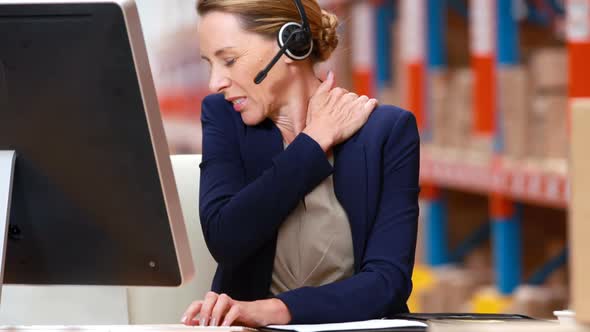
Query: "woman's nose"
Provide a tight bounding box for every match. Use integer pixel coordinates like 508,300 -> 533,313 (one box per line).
208,71 -> 231,93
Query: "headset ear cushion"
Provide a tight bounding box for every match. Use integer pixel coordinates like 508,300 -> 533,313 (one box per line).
278,23 -> 300,47
278,22 -> 313,60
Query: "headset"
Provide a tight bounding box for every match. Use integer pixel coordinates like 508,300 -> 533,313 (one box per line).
253,0 -> 313,84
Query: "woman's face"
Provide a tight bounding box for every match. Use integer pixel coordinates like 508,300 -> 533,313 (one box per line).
198,11 -> 290,125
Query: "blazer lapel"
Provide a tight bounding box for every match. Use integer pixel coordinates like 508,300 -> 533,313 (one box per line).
240,119 -> 283,183
333,141 -> 368,272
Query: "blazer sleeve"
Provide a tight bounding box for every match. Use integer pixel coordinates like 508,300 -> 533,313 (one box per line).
275,110 -> 420,323
199,95 -> 333,267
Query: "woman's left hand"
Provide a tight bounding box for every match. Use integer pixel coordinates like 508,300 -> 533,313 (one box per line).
181,291 -> 292,327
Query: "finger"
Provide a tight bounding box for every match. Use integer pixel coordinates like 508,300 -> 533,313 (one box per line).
362,98 -> 379,115
199,291 -> 219,326
210,293 -> 233,326
222,304 -> 241,327
335,92 -> 358,111
181,300 -> 203,326
352,96 -> 370,111
315,70 -> 335,96
346,92 -> 359,101
327,87 -> 348,107
356,95 -> 369,104
344,92 -> 358,104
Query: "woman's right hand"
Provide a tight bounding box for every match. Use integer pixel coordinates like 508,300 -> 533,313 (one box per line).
303,71 -> 378,152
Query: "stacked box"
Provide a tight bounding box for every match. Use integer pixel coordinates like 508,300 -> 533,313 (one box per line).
541,95 -> 568,159
526,48 -> 568,161
528,95 -> 569,160
508,285 -> 568,319
378,84 -> 398,106
445,68 -> 473,150
430,70 -> 450,147
469,134 -> 494,159
497,66 -> 529,160
528,48 -> 568,94
419,264 -> 491,313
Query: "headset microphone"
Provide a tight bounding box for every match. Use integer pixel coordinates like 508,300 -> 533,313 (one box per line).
254,33 -> 296,84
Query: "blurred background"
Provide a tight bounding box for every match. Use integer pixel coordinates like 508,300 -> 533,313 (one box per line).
135,0 -> 583,320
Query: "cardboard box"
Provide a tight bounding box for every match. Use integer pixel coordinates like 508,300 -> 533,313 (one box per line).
569,99 -> 590,324
419,281 -> 447,312
529,48 -> 568,93
508,285 -> 568,319
418,265 -> 490,313
377,84 -> 397,106
469,134 -> 494,158
497,66 -> 529,160
430,69 -> 450,147
527,94 -> 568,160
446,68 -> 473,150
542,95 -> 568,160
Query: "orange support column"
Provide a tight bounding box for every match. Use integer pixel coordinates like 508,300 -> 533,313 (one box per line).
567,0 -> 590,114
400,0 -> 426,129
351,1 -> 375,97
472,56 -> 495,134
470,0 -> 496,144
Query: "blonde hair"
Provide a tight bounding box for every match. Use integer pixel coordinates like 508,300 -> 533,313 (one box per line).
197,0 -> 339,62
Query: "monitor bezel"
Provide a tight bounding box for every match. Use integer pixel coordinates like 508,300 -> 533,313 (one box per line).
0,0 -> 195,287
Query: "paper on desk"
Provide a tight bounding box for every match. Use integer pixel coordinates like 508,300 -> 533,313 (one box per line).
265,319 -> 427,332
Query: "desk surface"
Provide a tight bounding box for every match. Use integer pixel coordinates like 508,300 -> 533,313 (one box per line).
0,325 -> 251,332
3,321 -> 589,332
428,320 -> 590,332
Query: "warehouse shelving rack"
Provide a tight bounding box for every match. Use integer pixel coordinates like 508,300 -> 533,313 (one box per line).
320,0 -> 590,312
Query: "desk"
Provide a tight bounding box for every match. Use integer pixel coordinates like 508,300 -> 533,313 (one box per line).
428,320 -> 590,332
0,325 -> 250,332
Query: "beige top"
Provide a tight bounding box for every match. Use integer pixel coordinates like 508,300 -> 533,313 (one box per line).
270,148 -> 354,295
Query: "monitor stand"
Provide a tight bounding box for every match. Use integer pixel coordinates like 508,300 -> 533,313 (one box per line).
0,150 -> 15,302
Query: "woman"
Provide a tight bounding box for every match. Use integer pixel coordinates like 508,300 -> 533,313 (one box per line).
181,0 -> 420,327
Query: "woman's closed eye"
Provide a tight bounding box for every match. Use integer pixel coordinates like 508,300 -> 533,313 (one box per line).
224,58 -> 236,67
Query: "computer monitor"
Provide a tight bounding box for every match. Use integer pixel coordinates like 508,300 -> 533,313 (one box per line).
0,0 -> 194,287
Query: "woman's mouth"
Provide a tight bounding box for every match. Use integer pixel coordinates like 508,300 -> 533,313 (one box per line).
232,97 -> 247,112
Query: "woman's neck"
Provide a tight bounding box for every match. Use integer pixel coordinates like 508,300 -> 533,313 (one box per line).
269,69 -> 322,145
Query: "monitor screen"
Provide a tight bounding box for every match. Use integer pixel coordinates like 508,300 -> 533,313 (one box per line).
0,0 -> 194,286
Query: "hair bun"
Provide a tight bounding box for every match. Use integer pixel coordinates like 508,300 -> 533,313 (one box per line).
316,9 -> 339,62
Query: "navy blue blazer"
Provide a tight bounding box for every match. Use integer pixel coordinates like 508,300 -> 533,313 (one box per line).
198,93 -> 420,324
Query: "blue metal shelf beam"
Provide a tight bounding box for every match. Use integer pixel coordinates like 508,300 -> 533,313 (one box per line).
375,0 -> 395,91
493,0 -> 522,295
427,0 -> 447,69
